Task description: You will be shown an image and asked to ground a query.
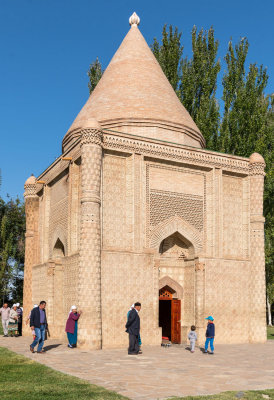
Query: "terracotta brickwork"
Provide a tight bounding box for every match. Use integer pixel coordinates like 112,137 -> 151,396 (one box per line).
249,156 -> 266,342
23,15 -> 266,348
22,177 -> 39,336
78,126 -> 103,348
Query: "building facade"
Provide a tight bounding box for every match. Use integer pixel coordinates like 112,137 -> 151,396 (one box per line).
23,13 -> 266,348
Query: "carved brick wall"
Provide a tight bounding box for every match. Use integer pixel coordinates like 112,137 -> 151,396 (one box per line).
32,263 -> 48,307
63,254 -> 79,321
249,168 -> 266,342
22,194 -> 39,335
146,163 -> 205,249
102,153 -> 133,250
205,259 -> 250,343
49,173 -> 69,257
78,130 -> 102,349
101,250 -> 161,348
222,174 -> 249,259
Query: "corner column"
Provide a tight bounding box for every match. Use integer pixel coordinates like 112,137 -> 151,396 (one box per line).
249,153 -> 266,342
22,176 -> 39,335
195,260 -> 205,343
78,123 -> 103,348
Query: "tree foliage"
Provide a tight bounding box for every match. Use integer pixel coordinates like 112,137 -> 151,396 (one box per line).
0,197 -> 25,303
151,25 -> 183,91
179,26 -> 221,149
87,57 -> 103,95
219,38 -> 269,156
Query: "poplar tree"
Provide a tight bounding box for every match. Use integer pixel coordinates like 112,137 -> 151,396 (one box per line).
179,26 -> 220,149
87,57 -> 103,94
219,38 -> 269,157
151,25 -> 183,91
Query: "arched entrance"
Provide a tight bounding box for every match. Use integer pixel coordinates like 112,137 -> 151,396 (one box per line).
159,284 -> 181,343
158,232 -> 194,344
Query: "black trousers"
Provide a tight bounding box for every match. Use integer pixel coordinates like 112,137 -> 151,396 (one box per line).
128,334 -> 139,354
18,321 -> 22,336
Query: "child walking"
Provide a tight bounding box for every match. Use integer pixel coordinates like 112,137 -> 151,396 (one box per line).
188,325 -> 197,353
204,316 -> 215,354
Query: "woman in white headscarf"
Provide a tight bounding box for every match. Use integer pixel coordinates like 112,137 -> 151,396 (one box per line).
8,304 -> 18,337
65,305 -> 82,348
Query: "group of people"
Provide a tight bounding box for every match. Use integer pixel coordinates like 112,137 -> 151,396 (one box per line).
188,316 -> 215,354
2,300 -> 215,355
28,301 -> 82,353
0,302 -> 23,337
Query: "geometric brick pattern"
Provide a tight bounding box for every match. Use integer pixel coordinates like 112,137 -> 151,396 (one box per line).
102,154 -> 133,249
249,165 -> 266,342
78,128 -> 103,349
150,190 -> 203,231
222,174 -> 244,258
22,181 -> 39,336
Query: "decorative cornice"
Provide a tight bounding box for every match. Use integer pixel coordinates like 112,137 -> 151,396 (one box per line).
24,183 -> 38,199
36,131 -> 252,194
249,162 -> 265,176
81,128 -> 102,146
103,133 -> 250,174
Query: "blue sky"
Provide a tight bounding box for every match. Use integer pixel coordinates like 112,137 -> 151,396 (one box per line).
0,0 -> 273,199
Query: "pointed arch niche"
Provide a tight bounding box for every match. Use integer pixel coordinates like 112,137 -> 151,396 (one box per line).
52,238 -> 65,259
150,216 -> 202,258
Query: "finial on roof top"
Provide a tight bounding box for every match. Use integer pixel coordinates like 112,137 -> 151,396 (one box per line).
129,12 -> 140,27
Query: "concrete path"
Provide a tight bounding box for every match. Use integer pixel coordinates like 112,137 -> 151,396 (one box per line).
0,336 -> 273,400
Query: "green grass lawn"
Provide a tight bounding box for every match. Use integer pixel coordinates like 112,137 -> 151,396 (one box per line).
267,326 -> 274,339
0,347 -> 128,400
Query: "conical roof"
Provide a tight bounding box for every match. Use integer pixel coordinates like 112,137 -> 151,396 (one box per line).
63,13 -> 205,150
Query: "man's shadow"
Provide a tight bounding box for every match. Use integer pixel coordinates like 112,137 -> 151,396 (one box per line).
43,344 -> 62,351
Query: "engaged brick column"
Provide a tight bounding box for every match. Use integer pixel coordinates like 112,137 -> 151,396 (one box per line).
23,175 -> 39,336
195,260 -> 205,343
78,120 -> 103,349
249,153 -> 266,343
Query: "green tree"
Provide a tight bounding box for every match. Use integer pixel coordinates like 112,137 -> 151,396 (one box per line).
219,38 -> 269,156
179,26 -> 221,149
151,25 -> 183,91
0,197 -> 25,303
87,57 -> 103,94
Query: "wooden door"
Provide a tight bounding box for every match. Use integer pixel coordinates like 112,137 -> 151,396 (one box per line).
171,299 -> 181,343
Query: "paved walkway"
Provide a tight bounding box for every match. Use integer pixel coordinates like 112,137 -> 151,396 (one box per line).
0,336 -> 273,400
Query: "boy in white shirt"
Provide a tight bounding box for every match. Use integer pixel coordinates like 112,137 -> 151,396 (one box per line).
188,325 -> 197,353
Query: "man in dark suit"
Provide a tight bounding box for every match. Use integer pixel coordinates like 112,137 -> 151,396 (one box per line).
125,302 -> 141,355
30,301 -> 47,354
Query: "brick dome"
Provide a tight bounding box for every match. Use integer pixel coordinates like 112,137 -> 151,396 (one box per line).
63,15 -> 205,151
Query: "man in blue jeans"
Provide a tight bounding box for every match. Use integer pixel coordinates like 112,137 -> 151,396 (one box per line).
204,315 -> 215,354
30,301 -> 47,354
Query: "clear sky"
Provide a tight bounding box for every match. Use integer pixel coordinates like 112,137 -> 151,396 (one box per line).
0,0 -> 273,199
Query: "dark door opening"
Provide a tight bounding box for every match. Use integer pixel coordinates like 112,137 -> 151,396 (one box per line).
159,300 -> 171,340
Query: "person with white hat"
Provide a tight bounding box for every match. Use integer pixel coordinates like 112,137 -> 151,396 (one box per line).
65,305 -> 82,348
8,304 -> 18,337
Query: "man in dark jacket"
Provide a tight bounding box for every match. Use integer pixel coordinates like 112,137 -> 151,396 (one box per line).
125,302 -> 141,355
204,315 -> 215,354
30,301 -> 47,354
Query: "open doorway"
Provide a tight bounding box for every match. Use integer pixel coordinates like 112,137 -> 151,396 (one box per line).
159,286 -> 181,343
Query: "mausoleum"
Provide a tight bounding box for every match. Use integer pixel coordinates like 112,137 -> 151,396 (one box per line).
23,13 -> 266,348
